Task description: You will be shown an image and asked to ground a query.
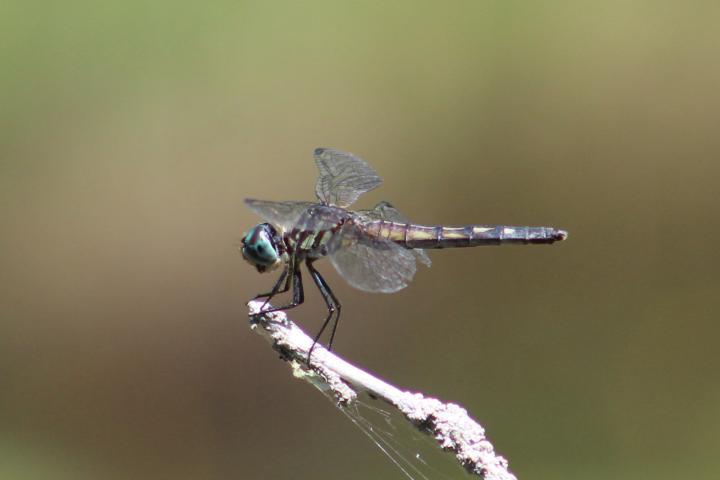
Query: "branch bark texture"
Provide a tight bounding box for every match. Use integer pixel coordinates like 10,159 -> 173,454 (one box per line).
248,301 -> 518,480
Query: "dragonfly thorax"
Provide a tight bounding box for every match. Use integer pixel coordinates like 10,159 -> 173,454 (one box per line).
241,223 -> 286,273
283,205 -> 352,261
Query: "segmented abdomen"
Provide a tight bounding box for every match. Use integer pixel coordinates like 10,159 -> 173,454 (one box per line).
363,220 -> 567,248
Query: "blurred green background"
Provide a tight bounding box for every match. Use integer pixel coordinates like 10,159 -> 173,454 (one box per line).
2,1 -> 719,479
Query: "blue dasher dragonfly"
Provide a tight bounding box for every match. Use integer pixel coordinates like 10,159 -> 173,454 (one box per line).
242,148 -> 567,357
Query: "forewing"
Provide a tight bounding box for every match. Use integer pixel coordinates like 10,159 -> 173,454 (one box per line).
314,147 -> 382,208
329,224 -> 417,293
244,199 -> 314,231
357,201 -> 432,267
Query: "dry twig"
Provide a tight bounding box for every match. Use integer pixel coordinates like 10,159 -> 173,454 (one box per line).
248,301 -> 517,480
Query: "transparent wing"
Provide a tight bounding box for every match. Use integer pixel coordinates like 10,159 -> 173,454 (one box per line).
357,201 -> 432,267
314,147 -> 382,208
329,224 -> 416,293
244,199 -> 314,231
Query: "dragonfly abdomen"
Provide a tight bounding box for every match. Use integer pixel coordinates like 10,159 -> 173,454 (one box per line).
365,221 -> 567,249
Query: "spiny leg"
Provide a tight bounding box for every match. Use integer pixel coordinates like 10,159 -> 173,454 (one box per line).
249,267 -> 288,324
311,264 -> 342,350
306,260 -> 342,362
258,257 -> 304,315
251,266 -> 290,308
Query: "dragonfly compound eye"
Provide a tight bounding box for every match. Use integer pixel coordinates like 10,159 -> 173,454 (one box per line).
241,223 -> 281,272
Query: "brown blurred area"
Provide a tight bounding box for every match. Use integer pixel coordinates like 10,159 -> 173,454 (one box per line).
2,2 -> 719,479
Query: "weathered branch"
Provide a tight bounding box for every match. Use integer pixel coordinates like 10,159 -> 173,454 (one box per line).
248,301 -> 517,480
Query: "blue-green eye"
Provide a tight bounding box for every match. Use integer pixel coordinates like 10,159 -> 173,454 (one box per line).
242,223 -> 281,271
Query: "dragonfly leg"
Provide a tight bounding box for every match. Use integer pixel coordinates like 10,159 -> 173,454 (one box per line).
306,260 -> 342,362
251,267 -> 289,307
256,257 -> 305,315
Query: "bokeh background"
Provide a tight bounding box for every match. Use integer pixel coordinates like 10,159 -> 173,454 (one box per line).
2,2 -> 719,479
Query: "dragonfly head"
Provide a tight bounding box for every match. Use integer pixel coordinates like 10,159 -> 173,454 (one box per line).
241,223 -> 284,273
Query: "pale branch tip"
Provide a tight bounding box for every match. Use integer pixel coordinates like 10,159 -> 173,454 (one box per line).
248,301 -> 518,480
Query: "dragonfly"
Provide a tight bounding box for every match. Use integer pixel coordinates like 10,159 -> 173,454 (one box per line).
242,148 -> 567,358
